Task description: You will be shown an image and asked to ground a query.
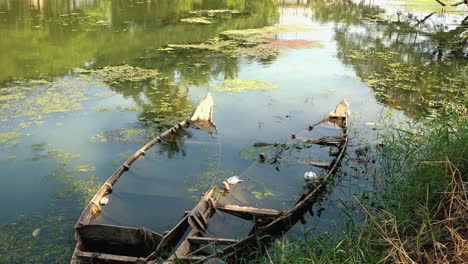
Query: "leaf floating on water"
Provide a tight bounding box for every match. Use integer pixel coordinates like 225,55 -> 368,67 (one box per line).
32,228 -> 41,237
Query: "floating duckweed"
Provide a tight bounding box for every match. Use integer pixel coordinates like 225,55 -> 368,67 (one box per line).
180,17 -> 212,24
0,79 -> 88,122
74,164 -> 96,173
188,9 -> 243,17
91,128 -> 146,144
0,132 -> 21,148
0,161 -> 100,263
179,9 -> 245,25
47,149 -> 80,160
31,142 -> 48,152
75,65 -> 159,84
344,49 -> 468,113
162,24 -> 316,62
252,187 -> 275,200
212,79 -> 278,93
0,132 -> 21,143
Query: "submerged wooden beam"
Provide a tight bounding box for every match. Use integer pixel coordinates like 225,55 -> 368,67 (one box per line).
303,136 -> 344,146
187,237 -> 239,245
307,161 -> 331,168
217,204 -> 282,221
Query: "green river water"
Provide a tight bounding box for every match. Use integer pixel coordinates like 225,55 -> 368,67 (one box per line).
0,0 -> 466,262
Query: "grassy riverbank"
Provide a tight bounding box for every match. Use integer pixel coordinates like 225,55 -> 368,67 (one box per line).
256,105 -> 467,263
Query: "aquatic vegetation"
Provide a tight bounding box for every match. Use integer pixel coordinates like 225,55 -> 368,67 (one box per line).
0,132 -> 21,148
162,23 -> 316,62
29,147 -> 81,161
90,128 -> 146,144
74,164 -> 96,173
48,150 -> 80,160
179,9 -> 245,25
187,9 -> 244,17
211,79 -> 278,93
31,142 -> 48,152
111,150 -> 134,166
0,79 -> 88,124
180,17 -> 212,24
343,49 -> 468,114
252,187 -> 275,200
0,162 -> 100,262
75,65 -> 159,84
266,39 -> 324,50
184,153 -> 231,201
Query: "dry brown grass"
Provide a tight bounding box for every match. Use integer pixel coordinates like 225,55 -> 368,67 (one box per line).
358,156 -> 467,264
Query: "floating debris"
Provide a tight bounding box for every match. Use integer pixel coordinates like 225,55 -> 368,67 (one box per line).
180,17 -> 212,24
32,228 -> 41,237
304,171 -> 319,182
99,197 -> 109,205
226,176 -> 243,185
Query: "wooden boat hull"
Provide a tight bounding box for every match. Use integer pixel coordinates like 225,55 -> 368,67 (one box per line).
72,98 -> 349,263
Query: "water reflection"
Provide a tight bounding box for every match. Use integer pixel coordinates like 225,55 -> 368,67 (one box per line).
0,0 -> 466,262
0,0 -> 278,81
306,0 -> 467,115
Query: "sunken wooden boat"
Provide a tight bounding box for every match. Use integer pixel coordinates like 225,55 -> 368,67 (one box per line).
71,97 -> 349,264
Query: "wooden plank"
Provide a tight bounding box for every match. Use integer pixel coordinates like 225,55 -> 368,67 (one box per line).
330,98 -> 349,118
76,224 -> 163,251
153,187 -> 217,261
188,237 -> 239,245
195,101 -> 350,263
303,136 -> 344,146
168,188 -> 218,260
307,161 -> 331,168
75,249 -> 139,263
216,204 -> 282,221
190,93 -> 215,129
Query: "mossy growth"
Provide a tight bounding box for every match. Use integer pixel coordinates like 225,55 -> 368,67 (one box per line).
75,65 -> 159,84
343,49 -> 468,114
0,162 -> 100,262
0,79 -> 87,122
91,128 -> 146,144
211,79 -> 278,93
0,132 -> 21,148
179,9 -> 246,25
161,24 -> 315,62
180,17 -> 212,24
252,187 -> 275,200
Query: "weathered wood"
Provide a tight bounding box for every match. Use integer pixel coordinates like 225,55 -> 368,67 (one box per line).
193,99 -> 350,264
187,237 -> 239,245
303,136 -> 345,146
76,224 -> 162,257
164,187 -> 217,261
307,161 -> 331,168
74,250 -> 141,263
217,204 -> 282,221
72,98 -> 349,264
191,93 -> 215,129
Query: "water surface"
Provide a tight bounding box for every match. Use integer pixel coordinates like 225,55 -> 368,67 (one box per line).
0,0 -> 466,262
